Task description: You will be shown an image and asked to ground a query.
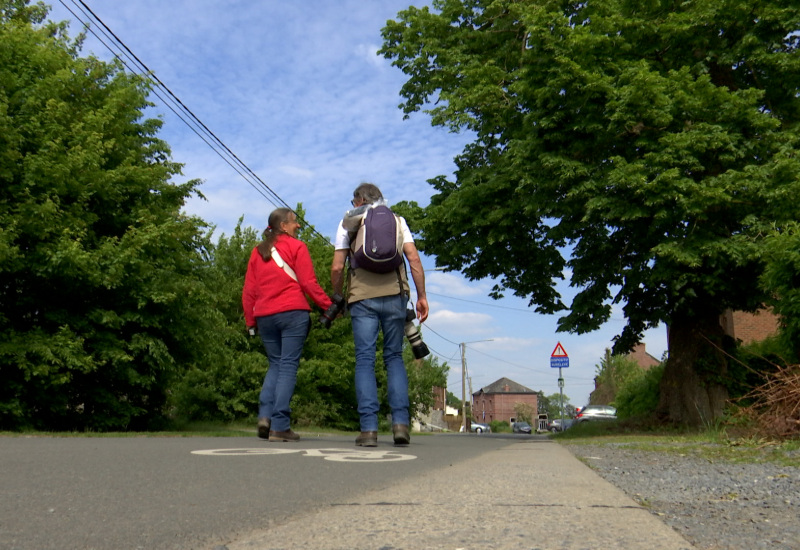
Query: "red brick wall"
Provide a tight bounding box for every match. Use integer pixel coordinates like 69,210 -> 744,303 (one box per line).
473,392 -> 538,424
432,386 -> 446,411
721,309 -> 780,345
626,343 -> 661,369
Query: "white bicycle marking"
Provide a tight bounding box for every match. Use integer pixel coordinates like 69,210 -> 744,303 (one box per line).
191,447 -> 416,462
300,448 -> 416,462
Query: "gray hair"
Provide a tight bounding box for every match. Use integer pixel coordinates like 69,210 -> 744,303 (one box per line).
353,183 -> 384,205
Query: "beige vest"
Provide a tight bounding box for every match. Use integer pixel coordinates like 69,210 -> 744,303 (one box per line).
347,262 -> 410,304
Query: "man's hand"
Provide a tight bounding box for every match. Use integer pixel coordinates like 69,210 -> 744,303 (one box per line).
415,296 -> 429,323
403,242 -> 428,322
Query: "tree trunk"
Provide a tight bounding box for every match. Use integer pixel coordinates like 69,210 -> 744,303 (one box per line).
657,311 -> 729,427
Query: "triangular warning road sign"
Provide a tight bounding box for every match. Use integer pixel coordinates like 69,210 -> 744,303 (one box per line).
551,342 -> 568,357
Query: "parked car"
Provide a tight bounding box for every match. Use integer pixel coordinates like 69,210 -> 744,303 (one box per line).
547,418 -> 574,432
574,405 -> 617,423
512,421 -> 532,434
459,422 -> 491,433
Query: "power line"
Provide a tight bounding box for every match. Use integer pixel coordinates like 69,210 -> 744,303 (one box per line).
420,323 -> 460,346
466,345 -> 597,381
423,321 -> 593,381
426,291 -> 541,313
58,0 -> 330,243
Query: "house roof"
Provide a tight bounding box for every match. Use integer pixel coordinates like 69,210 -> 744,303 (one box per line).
477,377 -> 537,395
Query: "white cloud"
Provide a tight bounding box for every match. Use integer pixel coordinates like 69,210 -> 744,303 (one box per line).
426,310 -> 494,338
278,165 -> 315,179
427,272 -> 488,297
355,43 -> 386,69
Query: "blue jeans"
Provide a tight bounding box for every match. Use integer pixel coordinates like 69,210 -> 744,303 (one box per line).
349,294 -> 409,431
256,310 -> 310,432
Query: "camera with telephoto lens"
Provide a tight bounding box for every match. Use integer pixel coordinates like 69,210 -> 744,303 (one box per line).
319,293 -> 345,328
404,308 -> 430,359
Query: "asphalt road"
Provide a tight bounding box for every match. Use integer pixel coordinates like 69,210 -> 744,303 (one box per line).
0,432 -> 538,550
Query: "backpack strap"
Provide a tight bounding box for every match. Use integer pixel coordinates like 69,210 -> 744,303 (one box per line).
271,247 -> 298,282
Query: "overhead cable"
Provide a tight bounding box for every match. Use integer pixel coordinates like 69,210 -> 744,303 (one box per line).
57,0 -> 329,242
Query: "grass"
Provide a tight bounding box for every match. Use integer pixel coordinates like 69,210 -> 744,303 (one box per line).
551,421 -> 800,468
0,421 -> 255,438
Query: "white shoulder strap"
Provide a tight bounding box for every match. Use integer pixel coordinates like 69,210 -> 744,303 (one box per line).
271,247 -> 298,282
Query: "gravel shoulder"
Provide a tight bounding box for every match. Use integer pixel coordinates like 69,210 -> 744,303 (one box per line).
562,441 -> 800,550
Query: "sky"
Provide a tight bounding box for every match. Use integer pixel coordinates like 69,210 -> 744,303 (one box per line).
46,0 -> 668,410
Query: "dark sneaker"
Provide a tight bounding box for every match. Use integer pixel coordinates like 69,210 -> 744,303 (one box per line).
355,431 -> 378,447
257,418 -> 270,440
392,424 -> 410,446
269,429 -> 300,442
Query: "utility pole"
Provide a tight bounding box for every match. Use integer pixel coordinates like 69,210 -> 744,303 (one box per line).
460,339 -> 493,433
460,343 -> 467,433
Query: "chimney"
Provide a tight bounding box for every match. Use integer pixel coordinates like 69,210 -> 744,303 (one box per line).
503,384 -> 510,392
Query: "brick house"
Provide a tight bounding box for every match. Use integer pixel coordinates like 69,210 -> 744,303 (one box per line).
472,377 -> 538,424
431,386 -> 446,411
720,308 -> 780,345
626,342 -> 661,370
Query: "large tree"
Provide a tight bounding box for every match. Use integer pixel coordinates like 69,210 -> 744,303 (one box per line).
0,1 -> 213,430
381,0 -> 800,425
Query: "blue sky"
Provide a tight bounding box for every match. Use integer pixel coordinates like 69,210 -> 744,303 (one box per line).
47,0 -> 668,409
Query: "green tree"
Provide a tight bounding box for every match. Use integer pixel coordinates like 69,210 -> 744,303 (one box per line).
381,0 -> 800,426
513,402 -> 534,424
446,391 -> 461,410
591,349 -> 648,406
405,348 -> 449,420
542,392 -> 575,419
615,364 -> 665,420
0,1 -> 217,430
168,220 -> 265,422
760,223 -> 800,362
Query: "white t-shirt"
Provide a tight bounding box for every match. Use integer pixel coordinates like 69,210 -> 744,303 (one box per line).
334,215 -> 414,250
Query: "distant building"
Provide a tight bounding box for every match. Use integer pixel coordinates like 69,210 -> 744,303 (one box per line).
431,386 -> 446,411
414,385 -> 448,432
626,343 -> 661,370
472,377 -> 539,424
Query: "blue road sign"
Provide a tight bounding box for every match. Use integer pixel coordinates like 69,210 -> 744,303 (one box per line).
550,356 -> 569,368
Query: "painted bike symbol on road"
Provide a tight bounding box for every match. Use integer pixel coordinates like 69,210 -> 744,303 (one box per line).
191,447 -> 416,462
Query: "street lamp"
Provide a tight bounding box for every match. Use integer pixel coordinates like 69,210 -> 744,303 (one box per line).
460,339 -> 493,433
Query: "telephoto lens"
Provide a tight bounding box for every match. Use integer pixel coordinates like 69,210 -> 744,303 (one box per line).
320,293 -> 345,328
404,308 -> 430,359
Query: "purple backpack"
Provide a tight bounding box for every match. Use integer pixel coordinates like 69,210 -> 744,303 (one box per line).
350,205 -> 404,273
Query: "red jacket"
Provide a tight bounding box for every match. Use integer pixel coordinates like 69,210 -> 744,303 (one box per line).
242,234 -> 332,326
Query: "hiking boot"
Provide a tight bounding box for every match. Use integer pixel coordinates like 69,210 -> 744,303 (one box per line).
392,424 -> 410,446
355,431 -> 378,447
269,429 -> 300,442
257,417 -> 270,440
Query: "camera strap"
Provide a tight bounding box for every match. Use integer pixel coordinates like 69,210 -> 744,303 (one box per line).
271,247 -> 298,282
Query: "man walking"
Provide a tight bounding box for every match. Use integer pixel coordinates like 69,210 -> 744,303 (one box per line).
331,183 -> 428,446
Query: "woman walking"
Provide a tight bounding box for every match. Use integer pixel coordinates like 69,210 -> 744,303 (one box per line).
243,208 -> 332,442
